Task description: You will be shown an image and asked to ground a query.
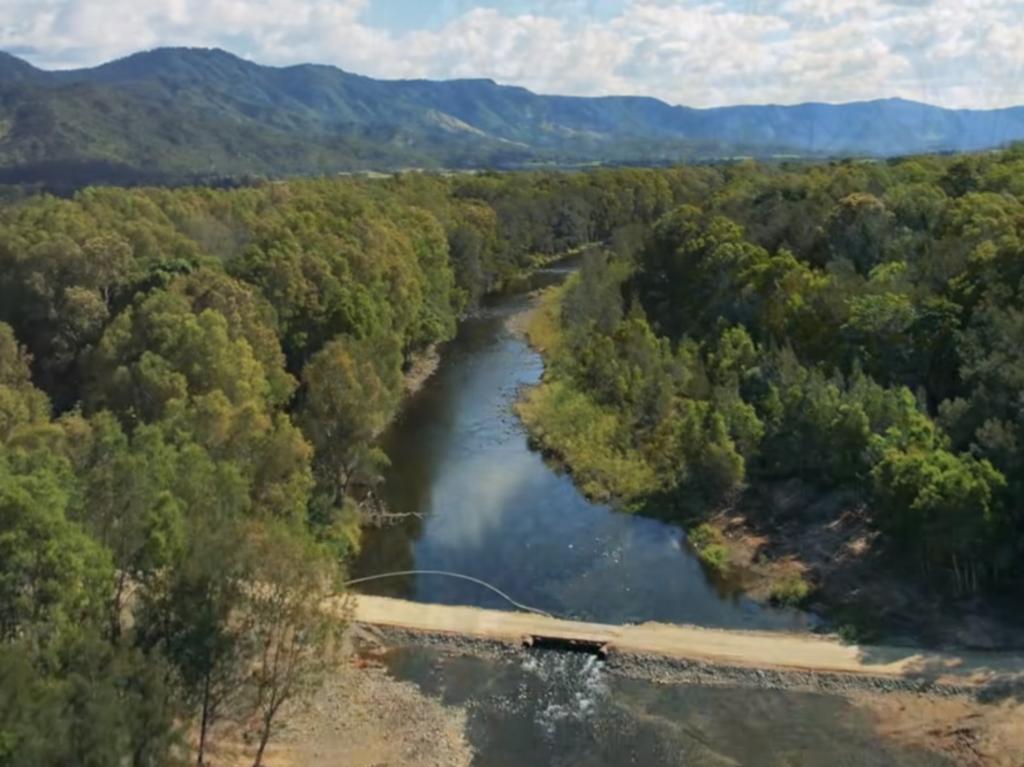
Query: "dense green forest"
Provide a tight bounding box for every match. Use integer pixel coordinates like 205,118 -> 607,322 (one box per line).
520,147 -> 1024,602
0,166 -> 706,765
4,147 -> 1024,763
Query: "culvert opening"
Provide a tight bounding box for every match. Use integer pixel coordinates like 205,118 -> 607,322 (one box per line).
524,635 -> 608,658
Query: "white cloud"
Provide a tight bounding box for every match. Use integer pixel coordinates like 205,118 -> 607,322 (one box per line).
0,0 -> 1022,108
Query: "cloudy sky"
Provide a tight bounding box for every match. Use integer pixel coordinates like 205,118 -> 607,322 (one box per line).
2,0 -> 1022,108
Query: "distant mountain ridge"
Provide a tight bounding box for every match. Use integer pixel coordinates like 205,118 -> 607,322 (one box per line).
2,47 -> 1024,188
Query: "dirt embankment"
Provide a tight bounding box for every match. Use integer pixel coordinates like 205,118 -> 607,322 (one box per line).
697,479 -> 1024,649
616,648 -> 1024,766
268,657 -> 471,767
403,344 -> 441,396
853,691 -> 1024,767
203,647 -> 473,767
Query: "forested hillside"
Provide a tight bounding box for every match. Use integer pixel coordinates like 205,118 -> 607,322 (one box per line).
4,47 -> 1024,189
520,148 -> 1024,624
0,166 -> 704,765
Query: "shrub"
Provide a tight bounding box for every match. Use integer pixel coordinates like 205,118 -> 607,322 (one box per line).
769,572 -> 812,606
688,523 -> 730,575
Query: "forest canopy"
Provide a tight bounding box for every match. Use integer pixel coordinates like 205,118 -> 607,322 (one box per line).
3,148 -> 1024,762
520,148 -> 1024,598
0,165 -> 698,765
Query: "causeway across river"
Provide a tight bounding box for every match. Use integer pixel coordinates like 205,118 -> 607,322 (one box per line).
349,594 -> 1024,692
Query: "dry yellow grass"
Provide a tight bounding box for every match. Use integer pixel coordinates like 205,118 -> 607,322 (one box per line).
523,283 -> 566,354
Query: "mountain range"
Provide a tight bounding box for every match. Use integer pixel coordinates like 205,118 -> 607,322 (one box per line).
2,47 -> 1024,188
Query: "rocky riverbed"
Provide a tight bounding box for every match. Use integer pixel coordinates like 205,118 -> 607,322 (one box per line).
269,657 -> 473,767
350,626 -> 1023,767
206,630 -> 474,767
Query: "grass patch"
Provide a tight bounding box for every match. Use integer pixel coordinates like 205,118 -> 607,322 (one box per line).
517,279 -> 662,503
524,284 -> 566,354
517,380 -> 660,501
829,605 -> 884,645
688,523 -> 731,576
768,572 -> 812,607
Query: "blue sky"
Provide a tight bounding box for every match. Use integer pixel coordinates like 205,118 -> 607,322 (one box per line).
361,1 -> 625,32
2,0 -> 1022,108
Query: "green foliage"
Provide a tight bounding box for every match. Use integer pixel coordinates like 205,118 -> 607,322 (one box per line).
635,206 -> 761,341
768,573 -> 812,607
86,289 -> 274,423
519,147 -> 1024,597
240,523 -> 343,766
688,524 -> 730,575
0,636 -> 181,767
5,146 -> 1024,761
0,164 -> 706,762
0,323 -> 50,441
525,285 -> 567,355
299,334 -> 403,529
824,193 -> 891,274
517,379 -> 662,502
0,448 -> 111,641
870,442 -> 1006,573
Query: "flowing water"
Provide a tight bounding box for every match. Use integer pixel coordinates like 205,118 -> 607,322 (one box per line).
353,265 -> 806,629
351,265 -> 949,765
380,647 -> 949,766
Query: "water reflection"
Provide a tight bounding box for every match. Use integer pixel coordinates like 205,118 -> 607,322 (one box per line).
353,268 -> 808,630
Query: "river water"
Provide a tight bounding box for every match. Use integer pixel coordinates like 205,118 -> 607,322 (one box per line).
353,265 -> 806,629
351,266 -> 950,765
381,647 -> 948,767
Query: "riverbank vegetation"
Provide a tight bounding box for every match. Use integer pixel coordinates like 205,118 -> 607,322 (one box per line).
0,167 -> 709,765
519,148 -> 1024,635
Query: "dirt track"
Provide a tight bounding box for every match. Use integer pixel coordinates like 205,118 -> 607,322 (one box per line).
347,595 -> 1024,690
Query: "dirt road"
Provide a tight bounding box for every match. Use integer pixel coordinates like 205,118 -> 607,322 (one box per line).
347,595 -> 1024,689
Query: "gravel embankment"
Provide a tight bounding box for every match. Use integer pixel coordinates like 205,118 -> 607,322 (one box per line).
265,648 -> 473,767
364,623 -> 1022,700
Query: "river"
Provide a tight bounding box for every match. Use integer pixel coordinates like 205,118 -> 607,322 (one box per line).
351,265 -> 950,766
353,264 -> 806,629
